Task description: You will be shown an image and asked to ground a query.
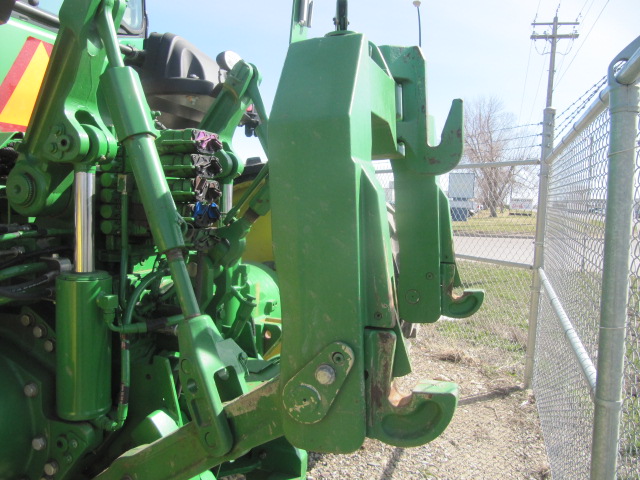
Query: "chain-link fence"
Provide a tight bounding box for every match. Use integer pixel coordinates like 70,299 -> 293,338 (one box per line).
531,57 -> 640,478
533,107 -> 609,478
375,160 -> 538,369
620,114 -> 640,479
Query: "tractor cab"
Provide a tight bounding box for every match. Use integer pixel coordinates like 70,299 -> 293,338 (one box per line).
0,0 -> 240,133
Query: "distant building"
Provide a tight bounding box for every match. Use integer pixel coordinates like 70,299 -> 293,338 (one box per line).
448,172 -> 476,222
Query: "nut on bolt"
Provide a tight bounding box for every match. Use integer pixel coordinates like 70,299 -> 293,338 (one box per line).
315,364 -> 336,385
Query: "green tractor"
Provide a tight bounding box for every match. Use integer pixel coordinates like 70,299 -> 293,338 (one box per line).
0,1 -> 483,478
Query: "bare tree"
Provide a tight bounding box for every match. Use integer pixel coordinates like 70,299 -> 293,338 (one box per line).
463,97 -> 537,217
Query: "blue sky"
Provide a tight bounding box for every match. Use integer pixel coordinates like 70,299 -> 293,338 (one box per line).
147,0 -> 638,160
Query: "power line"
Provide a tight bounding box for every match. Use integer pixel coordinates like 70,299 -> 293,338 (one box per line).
518,40 -> 535,123
554,0 -> 609,88
496,122 -> 543,132
528,54 -> 549,124
531,16 -> 580,108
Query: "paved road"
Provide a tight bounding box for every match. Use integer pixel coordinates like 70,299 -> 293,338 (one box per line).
453,235 -> 639,275
453,235 -> 535,266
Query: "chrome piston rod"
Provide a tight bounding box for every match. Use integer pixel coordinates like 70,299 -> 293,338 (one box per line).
74,169 -> 95,273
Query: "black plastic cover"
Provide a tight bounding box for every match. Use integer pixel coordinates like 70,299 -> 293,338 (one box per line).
135,32 -> 232,128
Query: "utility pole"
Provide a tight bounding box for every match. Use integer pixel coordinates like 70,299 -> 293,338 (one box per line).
524,15 -> 578,388
531,16 -> 579,107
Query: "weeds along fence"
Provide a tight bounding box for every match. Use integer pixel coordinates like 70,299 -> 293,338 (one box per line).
374,36 -> 640,480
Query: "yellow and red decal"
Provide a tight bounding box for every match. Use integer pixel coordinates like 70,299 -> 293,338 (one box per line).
0,36 -> 52,132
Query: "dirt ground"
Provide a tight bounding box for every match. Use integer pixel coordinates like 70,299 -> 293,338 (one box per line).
306,327 -> 550,480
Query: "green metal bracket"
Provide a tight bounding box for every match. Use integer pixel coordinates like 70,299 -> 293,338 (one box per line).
176,315 -> 236,455
199,61 -> 254,145
438,190 -> 484,318
95,379 -> 284,480
0,130 -> 22,149
379,45 -> 483,324
270,32 -> 401,453
440,263 -> 483,318
198,58 -> 269,155
6,0 -> 121,217
365,329 -> 457,447
282,342 -> 354,424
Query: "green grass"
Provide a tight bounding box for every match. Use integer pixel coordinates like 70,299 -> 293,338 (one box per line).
452,210 -> 537,237
434,260 -> 532,357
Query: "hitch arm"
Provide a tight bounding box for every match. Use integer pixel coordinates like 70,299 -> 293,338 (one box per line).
381,45 -> 484,323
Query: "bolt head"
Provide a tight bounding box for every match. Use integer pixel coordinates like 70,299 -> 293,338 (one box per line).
44,460 -> 59,476
32,436 -> 47,451
315,364 -> 336,385
24,382 -> 39,398
20,314 -> 34,326
32,325 -> 46,338
43,340 -> 55,353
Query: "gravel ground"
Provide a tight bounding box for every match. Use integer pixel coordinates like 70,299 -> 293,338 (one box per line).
306,327 -> 550,480
222,326 -> 550,480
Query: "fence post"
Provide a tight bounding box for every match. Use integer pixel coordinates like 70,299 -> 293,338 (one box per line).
590,45 -> 640,480
524,107 -> 555,387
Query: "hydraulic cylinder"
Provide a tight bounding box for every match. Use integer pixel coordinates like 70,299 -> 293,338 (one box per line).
56,271 -> 112,420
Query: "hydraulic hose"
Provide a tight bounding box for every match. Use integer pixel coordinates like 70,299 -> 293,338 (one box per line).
0,270 -> 58,302
0,246 -> 73,270
0,262 -> 48,282
99,268 -> 169,432
119,180 -> 130,311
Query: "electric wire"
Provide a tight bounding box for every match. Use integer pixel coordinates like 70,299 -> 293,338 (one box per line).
528,53 -> 550,124
518,40 -> 535,122
495,122 -> 542,131
534,0 -> 543,23
578,0 -> 598,24
554,0 -> 611,88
